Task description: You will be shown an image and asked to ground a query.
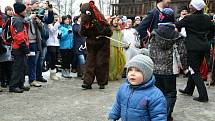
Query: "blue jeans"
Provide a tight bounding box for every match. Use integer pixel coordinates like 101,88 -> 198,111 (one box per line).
27,43 -> 37,83
78,54 -> 85,65
36,47 -> 47,79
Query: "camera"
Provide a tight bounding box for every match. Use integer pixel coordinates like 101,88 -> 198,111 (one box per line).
31,8 -> 45,20
48,4 -> 53,9
46,1 -> 53,9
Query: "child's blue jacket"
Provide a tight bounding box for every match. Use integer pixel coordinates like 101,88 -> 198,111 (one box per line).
109,76 -> 167,121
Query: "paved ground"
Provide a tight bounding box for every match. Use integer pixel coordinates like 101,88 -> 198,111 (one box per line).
0,72 -> 215,121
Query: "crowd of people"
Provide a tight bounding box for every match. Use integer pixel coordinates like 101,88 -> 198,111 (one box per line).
0,0 -> 215,121
109,0 -> 215,121
0,0 -> 87,93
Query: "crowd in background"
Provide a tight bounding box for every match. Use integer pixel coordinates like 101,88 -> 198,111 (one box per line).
0,0 -> 215,120
0,0 -> 87,93
0,0 -> 146,93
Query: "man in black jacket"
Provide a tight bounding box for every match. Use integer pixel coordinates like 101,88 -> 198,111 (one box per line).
176,0 -> 215,102
136,0 -> 171,47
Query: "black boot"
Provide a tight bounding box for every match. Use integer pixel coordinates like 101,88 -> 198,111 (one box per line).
1,82 -> 7,88
82,84 -> 92,89
37,77 -> 47,83
9,87 -> 24,93
178,89 -> 192,96
99,85 -> 105,89
193,97 -> 208,102
20,86 -> 30,91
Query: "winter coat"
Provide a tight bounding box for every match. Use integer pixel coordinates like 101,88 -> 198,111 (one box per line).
58,24 -> 74,49
149,24 -> 187,75
46,22 -> 60,47
27,20 -> 43,52
136,7 -> 161,40
11,14 -> 29,49
175,11 -> 215,51
72,23 -> 86,55
109,76 -> 167,121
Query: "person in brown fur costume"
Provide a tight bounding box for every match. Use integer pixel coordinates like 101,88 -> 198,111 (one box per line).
79,1 -> 113,89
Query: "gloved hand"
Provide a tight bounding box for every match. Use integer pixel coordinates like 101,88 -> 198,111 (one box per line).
19,42 -> 30,54
68,29 -> 73,33
57,33 -> 62,40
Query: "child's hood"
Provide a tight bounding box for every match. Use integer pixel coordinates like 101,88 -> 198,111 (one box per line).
151,25 -> 181,50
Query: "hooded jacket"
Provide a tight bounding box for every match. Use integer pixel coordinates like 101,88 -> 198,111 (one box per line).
58,24 -> 74,49
109,76 -> 167,121
149,24 -> 187,75
11,14 -> 29,50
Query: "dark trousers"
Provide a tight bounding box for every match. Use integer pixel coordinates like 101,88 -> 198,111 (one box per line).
60,49 -> 72,69
47,46 -> 59,70
0,61 -> 12,86
184,51 -> 208,99
154,74 -> 177,118
9,49 -> 27,89
71,50 -> 77,70
212,58 -> 215,81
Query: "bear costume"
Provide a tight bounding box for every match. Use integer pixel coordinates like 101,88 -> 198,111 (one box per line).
80,1 -> 113,89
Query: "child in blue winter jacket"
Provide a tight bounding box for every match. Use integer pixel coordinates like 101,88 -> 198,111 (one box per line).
109,54 -> 167,121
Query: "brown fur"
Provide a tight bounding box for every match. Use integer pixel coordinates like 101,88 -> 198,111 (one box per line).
80,1 -> 113,86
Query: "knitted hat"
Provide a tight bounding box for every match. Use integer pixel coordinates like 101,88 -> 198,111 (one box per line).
190,0 -> 206,11
31,0 -> 39,5
126,54 -> 154,83
13,2 -> 26,14
178,6 -> 189,13
159,8 -> 175,23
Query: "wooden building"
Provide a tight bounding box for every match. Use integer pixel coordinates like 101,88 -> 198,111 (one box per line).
111,0 -> 215,18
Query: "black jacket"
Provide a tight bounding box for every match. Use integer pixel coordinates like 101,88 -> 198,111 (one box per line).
72,23 -> 86,55
175,11 -> 215,51
136,7 -> 161,41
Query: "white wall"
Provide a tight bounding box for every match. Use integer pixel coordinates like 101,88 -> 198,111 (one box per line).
0,0 -> 15,12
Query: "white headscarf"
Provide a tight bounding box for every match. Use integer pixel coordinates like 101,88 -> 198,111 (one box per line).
190,0 -> 206,11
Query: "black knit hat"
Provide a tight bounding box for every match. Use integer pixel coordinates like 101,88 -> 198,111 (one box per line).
178,6 -> 189,13
13,2 -> 26,14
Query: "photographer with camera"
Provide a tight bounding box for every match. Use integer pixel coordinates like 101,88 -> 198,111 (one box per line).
29,0 -> 54,84
24,0 -> 43,87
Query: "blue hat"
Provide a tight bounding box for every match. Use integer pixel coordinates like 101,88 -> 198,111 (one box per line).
159,8 -> 175,23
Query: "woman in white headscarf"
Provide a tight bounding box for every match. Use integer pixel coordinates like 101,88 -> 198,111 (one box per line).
176,0 -> 214,102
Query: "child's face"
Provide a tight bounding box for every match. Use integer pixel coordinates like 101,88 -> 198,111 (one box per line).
127,67 -> 144,85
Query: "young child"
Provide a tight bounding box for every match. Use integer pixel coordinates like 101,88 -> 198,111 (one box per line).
109,54 -> 167,121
